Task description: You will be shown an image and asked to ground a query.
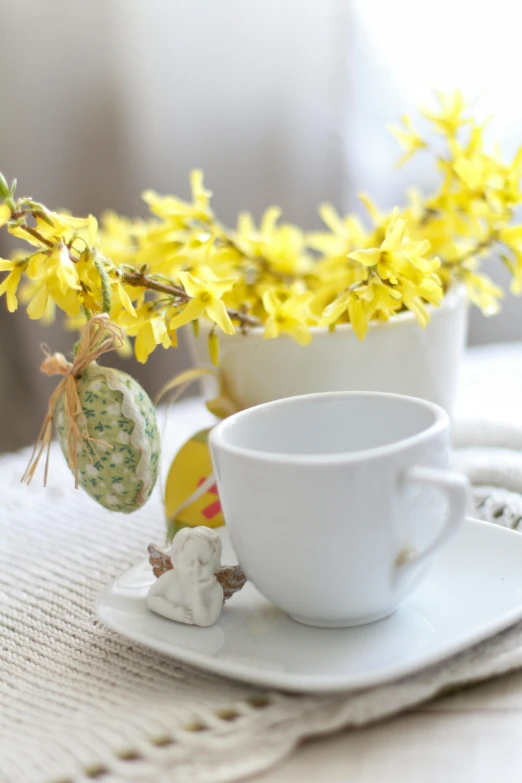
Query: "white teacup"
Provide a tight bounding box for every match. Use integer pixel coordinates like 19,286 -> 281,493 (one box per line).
209,392 -> 470,628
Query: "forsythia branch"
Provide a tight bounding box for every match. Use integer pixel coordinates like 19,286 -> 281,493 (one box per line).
0,90 -> 521,362
120,269 -> 260,328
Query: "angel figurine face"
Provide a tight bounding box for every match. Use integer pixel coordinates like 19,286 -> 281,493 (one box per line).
173,529 -> 222,583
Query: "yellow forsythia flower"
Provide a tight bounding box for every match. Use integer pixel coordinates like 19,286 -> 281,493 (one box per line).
0,204 -> 10,228
2,90 -> 522,361
262,289 -> 312,345
170,267 -> 237,335
422,89 -> 470,138
387,115 -> 427,167
0,258 -> 24,312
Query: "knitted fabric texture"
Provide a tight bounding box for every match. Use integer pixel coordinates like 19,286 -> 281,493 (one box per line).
2,345 -> 522,783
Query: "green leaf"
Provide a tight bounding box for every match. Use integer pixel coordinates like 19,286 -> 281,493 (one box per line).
0,172 -> 10,200
93,251 -> 112,314
501,254 -> 515,275
29,201 -> 55,226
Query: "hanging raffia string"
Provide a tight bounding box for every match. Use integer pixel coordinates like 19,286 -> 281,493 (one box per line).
21,314 -> 125,488
154,367 -> 242,420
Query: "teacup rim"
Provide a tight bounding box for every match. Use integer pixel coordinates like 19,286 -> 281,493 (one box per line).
209,391 -> 449,465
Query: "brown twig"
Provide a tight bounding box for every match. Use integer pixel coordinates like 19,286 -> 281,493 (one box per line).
216,235 -> 290,284
121,268 -> 260,328
442,236 -> 496,267
121,269 -> 189,300
8,203 -> 262,330
225,307 -> 260,328
9,214 -> 261,330
9,216 -> 55,251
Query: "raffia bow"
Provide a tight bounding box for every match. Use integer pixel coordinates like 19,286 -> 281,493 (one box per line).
22,314 -> 125,488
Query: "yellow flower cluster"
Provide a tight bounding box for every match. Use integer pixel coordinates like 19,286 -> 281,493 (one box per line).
0,90 -> 521,364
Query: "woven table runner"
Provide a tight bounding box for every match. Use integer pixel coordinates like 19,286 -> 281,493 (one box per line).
3,346 -> 522,783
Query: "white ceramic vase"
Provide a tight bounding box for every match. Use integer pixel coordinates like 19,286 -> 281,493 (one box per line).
187,285 -> 468,414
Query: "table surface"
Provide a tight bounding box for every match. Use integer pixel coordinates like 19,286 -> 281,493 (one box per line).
7,350 -> 522,783
254,668 -> 522,782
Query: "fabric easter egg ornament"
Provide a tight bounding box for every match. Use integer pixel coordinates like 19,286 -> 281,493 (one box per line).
22,315 -> 160,513
55,364 -> 160,512
165,428 -> 224,542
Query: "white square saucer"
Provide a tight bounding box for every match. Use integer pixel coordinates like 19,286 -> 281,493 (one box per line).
96,518 -> 522,694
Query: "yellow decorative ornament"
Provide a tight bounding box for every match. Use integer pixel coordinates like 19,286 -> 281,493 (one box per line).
155,366 -> 240,541
164,428 -> 224,542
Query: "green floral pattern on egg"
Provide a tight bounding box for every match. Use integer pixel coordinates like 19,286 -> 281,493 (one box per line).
56,362 -> 160,513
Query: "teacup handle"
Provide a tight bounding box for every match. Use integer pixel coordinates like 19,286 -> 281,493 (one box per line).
395,466 -> 470,573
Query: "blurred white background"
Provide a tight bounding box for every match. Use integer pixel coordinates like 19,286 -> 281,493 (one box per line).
0,0 -> 520,449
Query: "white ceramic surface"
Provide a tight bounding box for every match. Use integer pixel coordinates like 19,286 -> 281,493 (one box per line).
187,285 -> 468,414
96,519 -> 522,694
209,392 -> 469,627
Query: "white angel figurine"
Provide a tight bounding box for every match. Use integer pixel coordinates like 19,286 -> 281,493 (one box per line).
146,526 -> 224,627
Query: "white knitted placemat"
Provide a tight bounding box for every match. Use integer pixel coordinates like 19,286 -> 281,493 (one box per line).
3,347 -> 522,783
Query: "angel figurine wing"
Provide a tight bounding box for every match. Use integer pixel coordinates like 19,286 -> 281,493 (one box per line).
147,543 -> 247,602
148,543 -> 173,579
215,565 -> 248,602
